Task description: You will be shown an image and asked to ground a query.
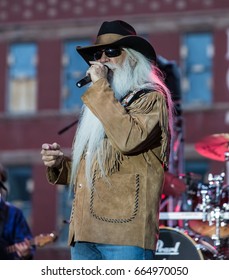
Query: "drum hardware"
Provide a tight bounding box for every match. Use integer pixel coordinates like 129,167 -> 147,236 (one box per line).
222,186 -> 229,211
159,211 -> 229,220
195,187 -> 211,221
155,227 -> 219,260
225,152 -> 229,185
182,169 -> 229,243
161,172 -> 186,227
180,174 -> 203,213
161,131 -> 229,258
208,172 -> 225,206
210,207 -> 222,246
163,172 -> 186,197
159,212 -> 229,259
160,210 -> 229,241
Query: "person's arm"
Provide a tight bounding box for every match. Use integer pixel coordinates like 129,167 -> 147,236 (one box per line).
82,78 -> 169,156
12,207 -> 35,259
41,142 -> 72,185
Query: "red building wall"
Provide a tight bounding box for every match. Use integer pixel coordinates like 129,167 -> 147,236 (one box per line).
214,29 -> 229,103
0,43 -> 7,112
38,39 -> 62,110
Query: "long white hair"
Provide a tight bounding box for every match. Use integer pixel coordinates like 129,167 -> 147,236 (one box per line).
70,48 -> 174,189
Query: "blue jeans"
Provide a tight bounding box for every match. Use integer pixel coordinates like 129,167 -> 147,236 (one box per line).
71,242 -> 155,260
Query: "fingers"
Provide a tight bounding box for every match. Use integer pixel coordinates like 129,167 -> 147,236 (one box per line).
24,238 -> 31,246
42,142 -> 60,150
87,62 -> 108,83
41,143 -> 64,168
89,62 -> 109,73
89,61 -> 103,67
14,241 -> 31,257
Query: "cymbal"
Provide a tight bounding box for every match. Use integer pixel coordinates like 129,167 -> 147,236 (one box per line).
195,133 -> 229,161
163,172 -> 186,197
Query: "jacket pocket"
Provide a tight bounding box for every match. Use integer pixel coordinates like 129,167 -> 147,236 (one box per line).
90,173 -> 140,223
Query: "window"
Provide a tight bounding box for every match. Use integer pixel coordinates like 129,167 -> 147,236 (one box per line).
7,43 -> 38,114
181,33 -> 213,107
6,166 -> 33,226
62,40 -> 91,111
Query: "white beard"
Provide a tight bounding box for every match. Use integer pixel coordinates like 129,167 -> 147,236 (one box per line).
106,58 -> 134,100
71,57 -> 136,187
71,106 -> 105,187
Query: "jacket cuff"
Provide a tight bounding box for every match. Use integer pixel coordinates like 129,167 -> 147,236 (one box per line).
46,157 -> 70,185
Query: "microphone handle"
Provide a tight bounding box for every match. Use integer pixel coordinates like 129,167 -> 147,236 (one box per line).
76,65 -> 110,88
76,75 -> 91,88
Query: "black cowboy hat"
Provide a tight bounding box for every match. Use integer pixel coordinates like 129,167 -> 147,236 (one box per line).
76,20 -> 156,64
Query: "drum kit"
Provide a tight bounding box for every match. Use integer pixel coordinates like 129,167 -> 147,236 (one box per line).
157,133 -> 229,260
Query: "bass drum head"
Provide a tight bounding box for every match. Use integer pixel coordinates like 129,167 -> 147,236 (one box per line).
155,227 -> 217,260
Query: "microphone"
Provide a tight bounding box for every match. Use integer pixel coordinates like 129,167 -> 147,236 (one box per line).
76,65 -> 110,88
76,75 -> 91,88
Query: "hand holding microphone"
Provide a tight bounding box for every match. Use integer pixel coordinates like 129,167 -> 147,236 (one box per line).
76,75 -> 91,88
76,63 -> 110,88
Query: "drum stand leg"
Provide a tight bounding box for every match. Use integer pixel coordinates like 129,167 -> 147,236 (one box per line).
211,207 -> 221,247
200,189 -> 209,222
168,196 -> 175,227
225,152 -> 229,185
167,115 -> 185,228
160,196 -> 177,227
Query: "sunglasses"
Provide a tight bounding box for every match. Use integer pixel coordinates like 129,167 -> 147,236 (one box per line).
93,48 -> 123,60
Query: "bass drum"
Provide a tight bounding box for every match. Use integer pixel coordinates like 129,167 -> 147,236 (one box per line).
155,227 -> 218,260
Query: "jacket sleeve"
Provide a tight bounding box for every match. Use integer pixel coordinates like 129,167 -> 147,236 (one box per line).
82,78 -> 169,160
46,156 -> 72,185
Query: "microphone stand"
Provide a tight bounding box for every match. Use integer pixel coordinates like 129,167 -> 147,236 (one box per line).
58,119 -> 78,135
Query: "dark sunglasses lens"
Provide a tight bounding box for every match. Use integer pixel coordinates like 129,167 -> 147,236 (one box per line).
105,48 -> 122,57
94,50 -> 103,60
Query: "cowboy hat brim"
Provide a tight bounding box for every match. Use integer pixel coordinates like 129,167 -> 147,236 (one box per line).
76,35 -> 156,65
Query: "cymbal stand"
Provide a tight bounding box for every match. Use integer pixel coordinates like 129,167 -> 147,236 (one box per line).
225,152 -> 229,185
200,188 -> 209,222
207,173 -> 225,247
167,115 -> 184,227
208,172 -> 225,206
169,116 -> 184,176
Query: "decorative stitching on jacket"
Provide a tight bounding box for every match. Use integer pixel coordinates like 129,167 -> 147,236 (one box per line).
69,191 -> 76,222
90,173 -> 140,223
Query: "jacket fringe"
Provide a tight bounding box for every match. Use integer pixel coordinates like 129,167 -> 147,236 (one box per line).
92,139 -> 125,179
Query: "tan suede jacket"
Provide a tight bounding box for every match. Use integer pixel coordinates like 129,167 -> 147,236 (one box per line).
47,78 -> 170,250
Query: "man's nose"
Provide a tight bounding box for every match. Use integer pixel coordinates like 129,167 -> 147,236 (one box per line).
99,52 -> 109,63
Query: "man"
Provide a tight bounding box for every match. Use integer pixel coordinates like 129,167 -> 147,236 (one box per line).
0,164 -> 35,260
41,20 -> 174,260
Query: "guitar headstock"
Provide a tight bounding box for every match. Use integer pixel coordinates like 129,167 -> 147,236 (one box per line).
34,232 -> 58,247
